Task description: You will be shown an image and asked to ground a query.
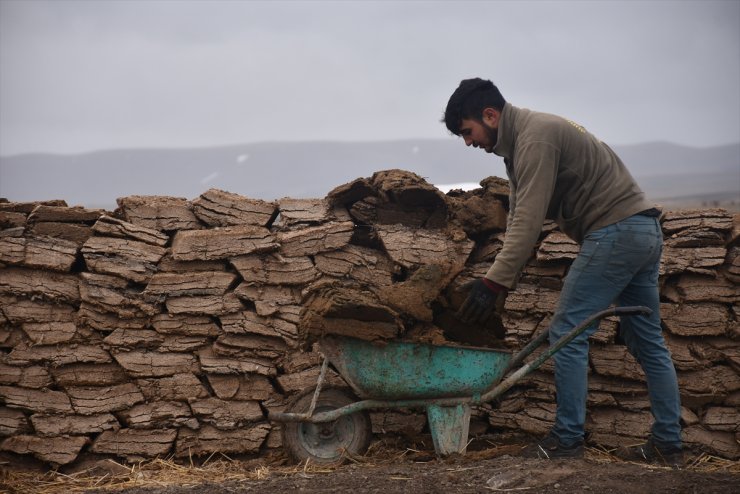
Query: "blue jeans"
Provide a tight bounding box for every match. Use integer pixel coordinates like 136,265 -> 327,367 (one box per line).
548,214 -> 682,449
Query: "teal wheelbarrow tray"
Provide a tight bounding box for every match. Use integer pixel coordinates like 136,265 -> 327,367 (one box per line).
270,306 -> 651,464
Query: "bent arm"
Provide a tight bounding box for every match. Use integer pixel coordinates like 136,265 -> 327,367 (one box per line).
487,141 -> 560,287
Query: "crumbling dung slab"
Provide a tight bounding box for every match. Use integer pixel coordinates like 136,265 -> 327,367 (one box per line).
378,262 -> 466,322
189,398 -> 264,429
0,236 -> 25,265
231,254 -> 318,285
150,313 -> 220,337
376,224 -> 474,270
672,273 -> 740,304
0,235 -> 78,272
144,271 -> 237,298
590,345 -> 646,382
76,303 -> 149,332
79,272 -> 160,319
0,267 -> 80,303
233,283 -> 302,307
0,406 -> 30,436
28,222 -> 93,246
171,225 -> 278,261
678,365 -> 740,396
702,406 -> 740,432
174,423 -> 270,457
664,334 -> 707,371
0,363 -> 52,389
326,177 -> 375,207
165,292 -> 244,316
299,282 -> 403,342
8,343 -> 112,367
0,210 -> 27,229
487,400 -> 556,437
68,383 -> 145,415
665,227 -> 729,248
118,401 -> 198,429
103,328 -> 164,349
158,335 -> 210,353
0,385 -> 73,414
683,425 -> 740,459
116,195 -> 202,231
135,373 -> 209,402
333,170 -> 450,229
21,321 -> 77,345
661,209 -> 734,235
586,409 -> 652,447
52,363 -> 128,387
197,347 -> 276,376
660,246 -> 727,276
28,205 -> 106,223
660,302 -> 730,336
503,282 -> 560,315
0,200 -> 67,214
447,192 -> 508,236
275,365 -> 347,395
192,188 -> 277,227
91,428 -> 177,458
536,232 -> 579,263
206,373 -> 276,401
213,333 -> 288,360
313,244 -> 396,287
82,236 -> 167,283
1,434 -> 87,465
91,215 -> 169,246
276,198 -> 342,226
156,255 -> 227,273
219,309 -> 299,346
30,413 -> 120,436
112,350 -> 200,378
277,221 -> 354,257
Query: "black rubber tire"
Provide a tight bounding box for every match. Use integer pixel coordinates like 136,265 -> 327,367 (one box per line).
281,387 -> 372,466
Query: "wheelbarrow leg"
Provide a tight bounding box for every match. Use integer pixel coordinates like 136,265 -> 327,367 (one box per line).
426,403 -> 471,456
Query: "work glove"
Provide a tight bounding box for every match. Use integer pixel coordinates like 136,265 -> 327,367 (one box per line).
456,278 -> 508,325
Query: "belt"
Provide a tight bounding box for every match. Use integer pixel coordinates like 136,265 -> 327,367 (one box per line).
635,207 -> 662,217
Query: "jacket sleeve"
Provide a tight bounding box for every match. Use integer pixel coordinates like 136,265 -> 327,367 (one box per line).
486,140 -> 560,288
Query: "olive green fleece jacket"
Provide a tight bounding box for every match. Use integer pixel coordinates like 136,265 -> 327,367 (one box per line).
486,103 -> 655,289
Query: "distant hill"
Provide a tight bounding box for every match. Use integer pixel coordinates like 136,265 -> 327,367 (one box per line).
0,140 -> 737,210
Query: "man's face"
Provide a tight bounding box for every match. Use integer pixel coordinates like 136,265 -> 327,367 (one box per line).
459,108 -> 501,153
459,119 -> 498,153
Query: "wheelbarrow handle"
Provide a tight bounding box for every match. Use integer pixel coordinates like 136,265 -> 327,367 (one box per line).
480,305 -> 651,403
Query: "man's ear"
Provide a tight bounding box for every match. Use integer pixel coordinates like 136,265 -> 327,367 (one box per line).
482,108 -> 501,128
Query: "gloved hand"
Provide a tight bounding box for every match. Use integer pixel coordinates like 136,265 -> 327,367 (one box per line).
456,278 -> 508,325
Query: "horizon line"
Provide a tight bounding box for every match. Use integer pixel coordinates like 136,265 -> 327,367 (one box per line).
2,138 -> 739,160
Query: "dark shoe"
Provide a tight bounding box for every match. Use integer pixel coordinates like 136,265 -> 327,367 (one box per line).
525,434 -> 584,459
615,437 -> 684,469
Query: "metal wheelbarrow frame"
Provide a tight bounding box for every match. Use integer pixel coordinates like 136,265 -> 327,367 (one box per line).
270,306 -> 651,463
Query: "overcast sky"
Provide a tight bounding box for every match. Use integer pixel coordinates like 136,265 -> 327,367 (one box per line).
1,0 -> 739,157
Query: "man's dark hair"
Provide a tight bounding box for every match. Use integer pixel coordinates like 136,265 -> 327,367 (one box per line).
443,78 -> 506,135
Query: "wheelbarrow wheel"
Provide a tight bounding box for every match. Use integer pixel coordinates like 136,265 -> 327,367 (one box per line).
282,387 -> 372,466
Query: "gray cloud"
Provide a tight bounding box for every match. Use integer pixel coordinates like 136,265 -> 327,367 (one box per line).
1,0 -> 738,156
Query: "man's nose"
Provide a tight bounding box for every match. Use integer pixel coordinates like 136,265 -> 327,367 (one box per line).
463,136 -> 473,146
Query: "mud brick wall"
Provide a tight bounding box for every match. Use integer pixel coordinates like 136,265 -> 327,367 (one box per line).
0,170 -> 738,467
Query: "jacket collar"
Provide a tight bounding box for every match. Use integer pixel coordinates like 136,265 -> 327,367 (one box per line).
493,102 -> 516,160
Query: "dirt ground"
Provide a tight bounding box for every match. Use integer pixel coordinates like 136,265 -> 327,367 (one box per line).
3,435 -> 739,494
92,457 -> 738,494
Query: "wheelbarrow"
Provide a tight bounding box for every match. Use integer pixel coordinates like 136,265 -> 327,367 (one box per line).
269,306 -> 651,465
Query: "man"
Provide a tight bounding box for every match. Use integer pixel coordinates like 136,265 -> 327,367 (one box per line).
445,78 -> 683,467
